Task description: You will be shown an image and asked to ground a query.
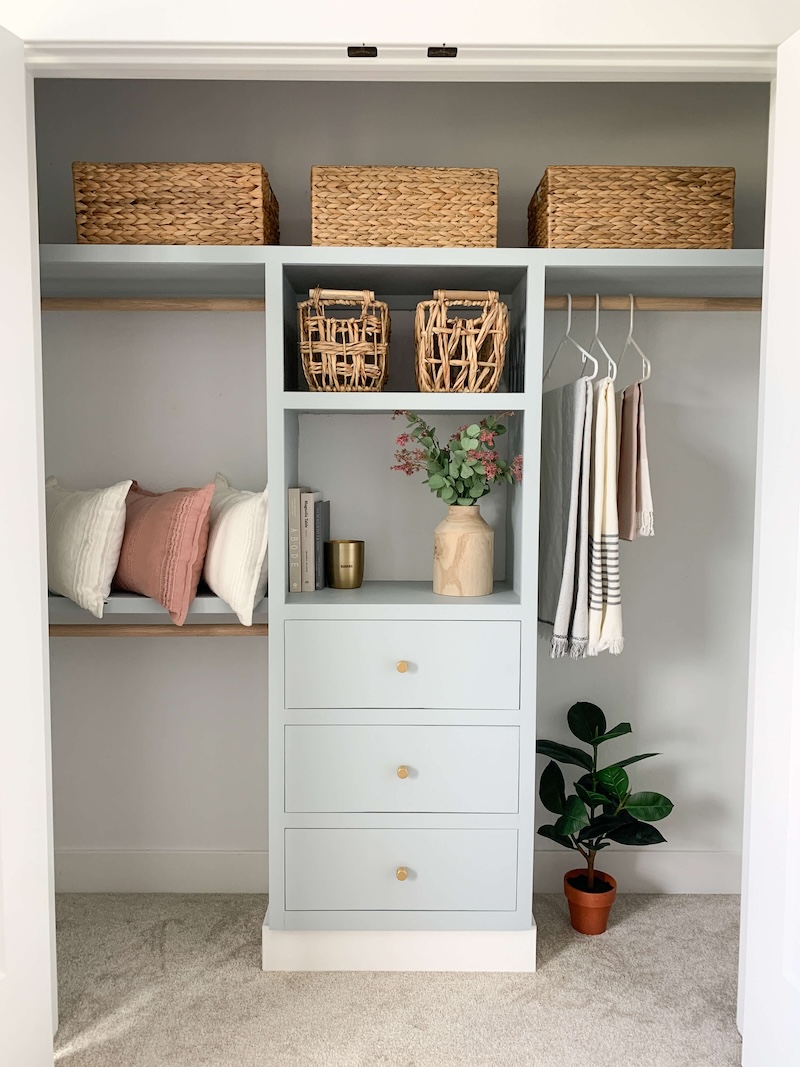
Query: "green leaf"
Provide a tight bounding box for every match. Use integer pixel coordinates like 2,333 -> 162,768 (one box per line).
428,474 -> 445,490
467,424 -> 481,437
555,794 -> 590,837
457,497 -> 473,505
495,424 -> 507,435
598,753 -> 659,774
441,486 -> 456,503
624,792 -> 674,822
576,813 -> 627,843
536,740 -> 593,771
593,722 -> 633,745
596,765 -> 630,798
539,760 -> 567,815
575,782 -> 610,808
469,483 -> 485,498
537,825 -> 575,850
567,702 -> 607,743
449,462 -> 460,478
606,820 -> 667,846
461,464 -> 472,479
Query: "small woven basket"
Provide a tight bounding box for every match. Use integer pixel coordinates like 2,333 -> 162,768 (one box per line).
528,165 -> 735,249
72,162 -> 280,245
311,165 -> 498,247
415,290 -> 508,393
298,288 -> 390,392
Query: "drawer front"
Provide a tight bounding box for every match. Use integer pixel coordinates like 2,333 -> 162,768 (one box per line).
285,828 -> 518,911
285,725 -> 519,813
284,620 -> 520,709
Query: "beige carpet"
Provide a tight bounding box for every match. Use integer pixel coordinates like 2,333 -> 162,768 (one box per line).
54,893 -> 742,1067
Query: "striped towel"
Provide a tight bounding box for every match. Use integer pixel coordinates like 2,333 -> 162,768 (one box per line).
588,378 -> 623,655
538,379 -> 593,658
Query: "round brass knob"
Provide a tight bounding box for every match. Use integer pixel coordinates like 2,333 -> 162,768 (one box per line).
396,867 -> 408,881
397,766 -> 409,779
396,661 -> 409,674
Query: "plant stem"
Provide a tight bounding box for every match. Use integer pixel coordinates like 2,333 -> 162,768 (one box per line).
587,849 -> 596,890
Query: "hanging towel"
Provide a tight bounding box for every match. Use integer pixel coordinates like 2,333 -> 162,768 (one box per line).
588,378 -> 624,655
617,382 -> 639,541
617,381 -> 654,540
538,378 -> 593,658
636,390 -> 654,536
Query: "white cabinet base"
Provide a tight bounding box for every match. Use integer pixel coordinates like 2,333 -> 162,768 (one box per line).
261,908 -> 537,972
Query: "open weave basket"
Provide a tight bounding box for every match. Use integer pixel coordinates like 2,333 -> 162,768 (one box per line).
528,166 -> 735,249
299,288 -> 390,392
311,166 -> 498,247
72,162 -> 280,245
415,291 -> 508,393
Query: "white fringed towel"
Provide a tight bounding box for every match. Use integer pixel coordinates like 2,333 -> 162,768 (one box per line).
588,378 -> 624,655
538,379 -> 593,658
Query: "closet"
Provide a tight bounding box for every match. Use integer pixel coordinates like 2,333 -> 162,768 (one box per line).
34,79 -> 766,970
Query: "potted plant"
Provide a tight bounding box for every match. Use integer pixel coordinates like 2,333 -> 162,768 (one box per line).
390,410 -> 522,597
537,701 -> 673,935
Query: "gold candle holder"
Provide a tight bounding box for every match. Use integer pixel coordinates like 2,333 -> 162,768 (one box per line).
324,540 -> 364,589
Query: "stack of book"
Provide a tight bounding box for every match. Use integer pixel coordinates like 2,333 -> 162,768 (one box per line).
288,487 -> 330,592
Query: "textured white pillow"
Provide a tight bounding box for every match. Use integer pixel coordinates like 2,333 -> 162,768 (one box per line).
45,477 -> 133,618
204,474 -> 269,626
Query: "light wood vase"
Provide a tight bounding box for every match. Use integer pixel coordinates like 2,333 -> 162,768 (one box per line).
433,505 -> 494,597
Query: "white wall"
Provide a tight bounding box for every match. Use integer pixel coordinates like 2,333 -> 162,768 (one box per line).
38,79 -> 764,892
1,0 -> 799,47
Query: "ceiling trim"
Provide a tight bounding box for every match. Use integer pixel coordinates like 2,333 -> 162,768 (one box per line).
24,42 -> 777,81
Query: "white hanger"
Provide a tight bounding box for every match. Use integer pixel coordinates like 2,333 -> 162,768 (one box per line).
543,293 -> 599,382
618,294 -> 652,381
589,293 -> 617,382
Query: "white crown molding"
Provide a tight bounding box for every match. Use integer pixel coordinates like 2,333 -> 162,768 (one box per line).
24,42 -> 777,81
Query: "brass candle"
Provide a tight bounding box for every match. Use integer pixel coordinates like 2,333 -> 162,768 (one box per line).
324,540 -> 365,589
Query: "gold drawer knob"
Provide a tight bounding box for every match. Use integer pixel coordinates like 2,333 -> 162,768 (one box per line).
396,867 -> 408,881
397,766 -> 409,779
396,660 -> 409,674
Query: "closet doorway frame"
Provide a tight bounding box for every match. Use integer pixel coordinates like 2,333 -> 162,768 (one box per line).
13,36 -> 796,1065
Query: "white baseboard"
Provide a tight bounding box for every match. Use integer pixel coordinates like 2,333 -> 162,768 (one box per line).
55,849 -> 269,893
262,908 -> 537,972
534,849 -> 741,893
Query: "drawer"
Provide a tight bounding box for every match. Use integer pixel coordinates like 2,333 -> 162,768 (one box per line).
285,828 -> 518,911
285,725 -> 519,813
284,620 -> 520,709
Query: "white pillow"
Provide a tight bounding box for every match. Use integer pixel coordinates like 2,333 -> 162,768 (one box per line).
204,474 -> 269,626
45,477 -> 133,618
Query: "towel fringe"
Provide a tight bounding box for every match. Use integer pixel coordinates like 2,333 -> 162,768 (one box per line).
637,510 -> 654,537
569,639 -> 587,659
550,636 -> 569,658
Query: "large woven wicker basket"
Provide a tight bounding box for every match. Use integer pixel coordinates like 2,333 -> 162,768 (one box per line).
415,290 -> 508,393
528,166 -> 735,249
72,162 -> 280,245
311,166 -> 498,247
299,288 -> 390,392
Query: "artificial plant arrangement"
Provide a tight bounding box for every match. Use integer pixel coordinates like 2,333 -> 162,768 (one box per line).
390,411 -> 522,597
537,701 -> 673,934
390,410 -> 522,502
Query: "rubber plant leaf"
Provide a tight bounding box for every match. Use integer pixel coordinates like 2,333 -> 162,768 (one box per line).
536,740 -> 593,771
567,702 -> 607,744
624,791 -> 674,822
539,760 -> 567,815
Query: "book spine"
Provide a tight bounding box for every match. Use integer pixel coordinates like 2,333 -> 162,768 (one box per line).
314,500 -> 329,590
301,493 -> 315,592
288,489 -> 302,593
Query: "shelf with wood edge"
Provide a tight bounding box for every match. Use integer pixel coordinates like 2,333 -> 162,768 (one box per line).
49,623 -> 268,637
40,295 -> 762,313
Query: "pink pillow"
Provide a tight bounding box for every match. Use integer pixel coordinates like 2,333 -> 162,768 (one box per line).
115,481 -> 215,625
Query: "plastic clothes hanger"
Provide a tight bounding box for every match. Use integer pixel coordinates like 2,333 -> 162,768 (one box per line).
543,294 -> 599,382
589,293 -> 617,382
618,294 -> 652,382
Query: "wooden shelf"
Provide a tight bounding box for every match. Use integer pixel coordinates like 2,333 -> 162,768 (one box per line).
50,623 -> 268,637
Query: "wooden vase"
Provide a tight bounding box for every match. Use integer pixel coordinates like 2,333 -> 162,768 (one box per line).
433,505 -> 494,597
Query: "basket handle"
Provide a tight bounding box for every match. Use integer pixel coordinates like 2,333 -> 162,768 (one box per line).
310,288 -> 376,303
434,289 -> 497,303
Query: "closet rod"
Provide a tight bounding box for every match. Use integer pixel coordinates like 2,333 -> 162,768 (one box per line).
544,296 -> 761,312
41,296 -> 761,313
49,623 -> 269,638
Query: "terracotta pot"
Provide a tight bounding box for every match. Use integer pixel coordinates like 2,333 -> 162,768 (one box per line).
433,504 -> 494,597
564,868 -> 617,935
